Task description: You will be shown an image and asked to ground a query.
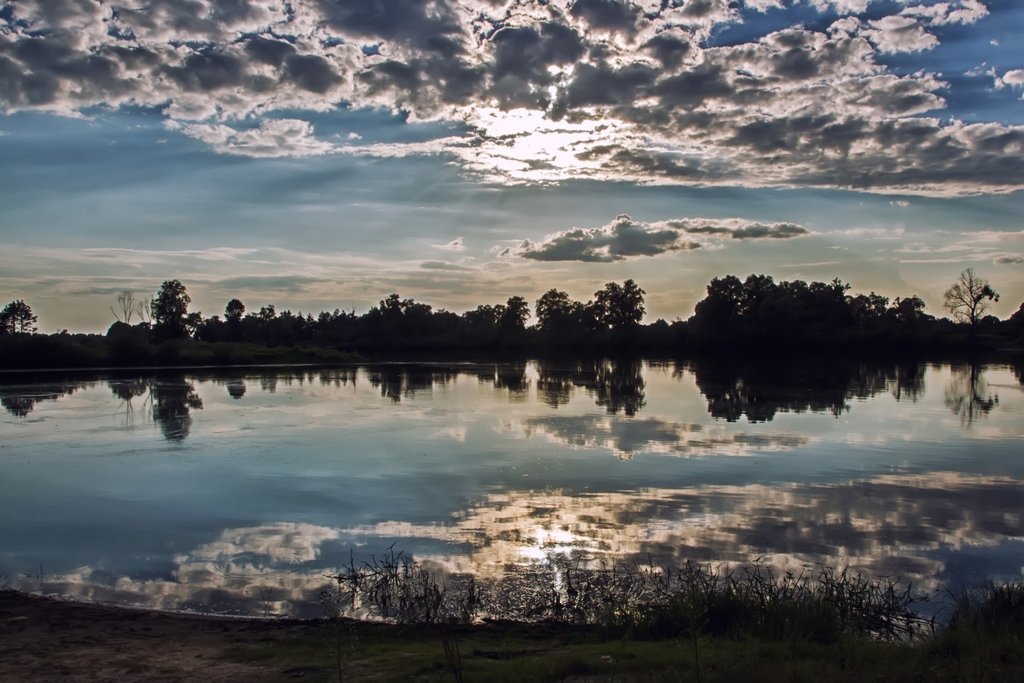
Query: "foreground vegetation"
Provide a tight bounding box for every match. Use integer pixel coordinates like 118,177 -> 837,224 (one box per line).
7,555 -> 1021,681
312,554 -> 1024,681
306,552 -> 1022,681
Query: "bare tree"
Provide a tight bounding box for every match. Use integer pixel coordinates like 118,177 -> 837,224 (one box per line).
944,268 -> 999,328
136,297 -> 152,324
111,290 -> 137,324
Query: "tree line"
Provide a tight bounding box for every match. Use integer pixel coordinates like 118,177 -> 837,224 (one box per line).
1,269 -> 1022,367
108,278 -> 650,350
122,269 -> 1018,349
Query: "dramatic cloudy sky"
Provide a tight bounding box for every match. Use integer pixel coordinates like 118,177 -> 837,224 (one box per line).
1,0 -> 1022,331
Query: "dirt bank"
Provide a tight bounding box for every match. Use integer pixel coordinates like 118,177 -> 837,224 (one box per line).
0,590 -> 333,681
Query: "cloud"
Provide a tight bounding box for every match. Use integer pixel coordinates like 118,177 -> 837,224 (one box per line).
520,414 -> 806,459
901,0 -> 989,27
433,237 -> 466,252
570,0 -> 642,36
419,260 -> 474,271
509,214 -> 701,262
993,255 -> 1024,264
81,247 -> 259,262
506,214 -> 809,262
995,69 -> 1024,90
0,0 -> 1021,195
210,275 -> 325,293
346,471 -> 1024,590
169,119 -> 335,158
859,15 -> 938,54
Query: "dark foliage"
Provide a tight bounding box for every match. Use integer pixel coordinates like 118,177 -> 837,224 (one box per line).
2,273 -> 1022,369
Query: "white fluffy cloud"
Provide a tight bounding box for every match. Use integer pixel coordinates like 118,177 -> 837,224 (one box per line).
995,69 -> 1024,90
860,15 -> 939,54
1,0 -> 1019,195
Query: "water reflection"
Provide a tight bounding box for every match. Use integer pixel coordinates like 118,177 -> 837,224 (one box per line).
150,377 -> 203,442
347,471 -> 1024,590
1,382 -> 89,417
688,359 -> 928,422
535,362 -> 574,408
587,359 -> 645,416
533,359 -> 645,415
491,364 -> 530,400
1,360 -> 1022,619
12,468 -> 1023,617
109,379 -> 150,426
945,363 -> 999,427
225,379 -> 246,400
368,367 -> 456,402
519,415 -> 807,459
11,522 -> 340,618
0,361 -> 1008,440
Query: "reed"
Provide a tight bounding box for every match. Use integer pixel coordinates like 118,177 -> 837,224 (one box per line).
324,552 -> 954,645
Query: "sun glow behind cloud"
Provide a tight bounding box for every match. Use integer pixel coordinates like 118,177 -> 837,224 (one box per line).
2,0 -> 1020,194
460,107 -> 630,182
1,0 -> 1023,329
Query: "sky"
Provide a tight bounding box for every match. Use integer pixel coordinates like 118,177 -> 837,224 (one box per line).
1,0 -> 1022,332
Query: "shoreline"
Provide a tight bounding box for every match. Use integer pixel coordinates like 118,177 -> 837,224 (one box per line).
4,587 -> 1022,681
0,589 -> 331,681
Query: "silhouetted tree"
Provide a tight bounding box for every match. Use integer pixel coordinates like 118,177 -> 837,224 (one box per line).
463,304 -> 504,331
499,296 -> 530,331
891,295 -> 927,324
690,275 -> 743,340
150,280 -> 191,341
0,300 -> 38,334
593,280 -> 645,331
111,290 -> 139,324
944,268 -> 999,330
536,289 -> 577,330
847,292 -> 889,325
225,299 -> 245,323
534,289 -> 596,345
258,304 -> 277,321
185,311 -> 203,337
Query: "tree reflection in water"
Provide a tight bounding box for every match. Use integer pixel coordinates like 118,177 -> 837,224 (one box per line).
0,382 -> 89,417
226,379 -> 246,399
688,359 -> 928,423
535,361 -> 574,408
150,376 -> 204,441
562,360 -> 646,416
475,364 -> 529,401
493,364 -> 529,400
109,378 -> 150,425
945,363 -> 998,427
368,367 -> 457,402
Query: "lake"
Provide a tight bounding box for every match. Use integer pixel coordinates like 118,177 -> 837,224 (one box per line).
1,359 -> 1022,618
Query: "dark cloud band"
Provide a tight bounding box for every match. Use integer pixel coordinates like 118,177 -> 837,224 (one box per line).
504,214 -> 810,262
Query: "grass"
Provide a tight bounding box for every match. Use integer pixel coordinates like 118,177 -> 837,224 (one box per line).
236,553 -> 1021,681
323,552 -> 927,642
215,616 -> 1023,682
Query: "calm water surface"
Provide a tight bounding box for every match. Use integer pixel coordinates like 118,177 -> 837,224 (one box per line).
1,359 -> 1022,617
